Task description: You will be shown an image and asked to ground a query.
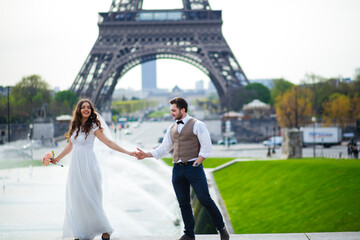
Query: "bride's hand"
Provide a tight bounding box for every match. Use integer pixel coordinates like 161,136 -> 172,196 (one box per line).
127,151 -> 136,157
50,157 -> 58,164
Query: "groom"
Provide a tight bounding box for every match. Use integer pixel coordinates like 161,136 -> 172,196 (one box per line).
135,97 -> 230,240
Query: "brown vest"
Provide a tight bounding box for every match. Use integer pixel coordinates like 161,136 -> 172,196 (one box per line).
170,118 -> 200,163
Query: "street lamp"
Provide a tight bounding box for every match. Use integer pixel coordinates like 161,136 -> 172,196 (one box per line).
29,124 -> 33,160
272,126 -> 276,154
311,116 -> 316,157
7,86 -> 10,143
265,126 -> 268,140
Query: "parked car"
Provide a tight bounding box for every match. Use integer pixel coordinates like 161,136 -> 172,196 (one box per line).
263,136 -> 282,146
217,138 -> 237,145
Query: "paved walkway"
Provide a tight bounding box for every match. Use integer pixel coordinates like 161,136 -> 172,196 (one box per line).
118,232 -> 360,240
0,140 -> 358,240
2,233 -> 359,240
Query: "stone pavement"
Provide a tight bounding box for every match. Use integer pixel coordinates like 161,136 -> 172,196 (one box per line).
0,140 -> 182,239
0,139 -> 358,240
1,232 -> 360,240
117,232 -> 360,240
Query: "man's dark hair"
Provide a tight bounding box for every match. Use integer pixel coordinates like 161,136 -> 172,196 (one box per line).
169,97 -> 188,112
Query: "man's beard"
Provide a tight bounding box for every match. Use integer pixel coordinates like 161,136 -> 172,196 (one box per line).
175,113 -> 183,120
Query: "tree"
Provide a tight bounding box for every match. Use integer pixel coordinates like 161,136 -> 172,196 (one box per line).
10,75 -> 51,121
54,90 -> 78,107
349,93 -> 360,124
49,90 -> 78,115
0,95 -> 7,123
111,99 -> 157,116
301,73 -> 328,115
232,88 -> 255,111
270,79 -> 294,105
245,83 -> 271,104
353,68 -> 360,96
301,73 -> 359,116
196,93 -> 220,114
275,87 -> 313,129
322,93 -> 360,129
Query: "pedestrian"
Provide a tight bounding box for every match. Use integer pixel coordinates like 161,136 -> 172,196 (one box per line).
135,97 -> 230,240
347,143 -> 353,158
267,147 -> 271,157
353,145 -> 359,159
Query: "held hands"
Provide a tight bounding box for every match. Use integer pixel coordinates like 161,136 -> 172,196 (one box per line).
134,148 -> 147,160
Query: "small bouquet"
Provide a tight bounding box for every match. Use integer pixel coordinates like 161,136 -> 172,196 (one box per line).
42,151 -> 63,167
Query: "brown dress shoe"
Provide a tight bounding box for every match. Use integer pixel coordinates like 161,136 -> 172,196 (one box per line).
102,232 -> 110,240
219,227 -> 230,240
178,234 -> 195,240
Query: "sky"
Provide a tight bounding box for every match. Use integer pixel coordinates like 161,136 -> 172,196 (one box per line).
0,0 -> 360,91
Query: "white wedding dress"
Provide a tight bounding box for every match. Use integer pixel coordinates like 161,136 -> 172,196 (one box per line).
63,124 -> 113,239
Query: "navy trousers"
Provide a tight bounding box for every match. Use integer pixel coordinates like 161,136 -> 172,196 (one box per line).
172,163 -> 225,238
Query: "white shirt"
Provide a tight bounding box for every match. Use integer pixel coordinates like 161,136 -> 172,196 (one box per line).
150,115 -> 212,162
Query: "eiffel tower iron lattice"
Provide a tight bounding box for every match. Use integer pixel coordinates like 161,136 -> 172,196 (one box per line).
70,0 -> 249,111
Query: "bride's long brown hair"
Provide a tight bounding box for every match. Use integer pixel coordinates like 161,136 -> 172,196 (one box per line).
66,98 -> 102,141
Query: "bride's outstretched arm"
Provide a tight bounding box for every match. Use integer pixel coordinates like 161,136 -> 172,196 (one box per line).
51,141 -> 73,164
94,129 -> 135,156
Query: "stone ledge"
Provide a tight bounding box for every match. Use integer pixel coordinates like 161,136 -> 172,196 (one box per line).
112,232 -> 360,240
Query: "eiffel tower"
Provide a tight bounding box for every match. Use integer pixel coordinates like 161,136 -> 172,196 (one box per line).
70,0 -> 249,111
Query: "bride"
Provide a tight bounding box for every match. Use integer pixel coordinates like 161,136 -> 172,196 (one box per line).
48,98 -> 134,240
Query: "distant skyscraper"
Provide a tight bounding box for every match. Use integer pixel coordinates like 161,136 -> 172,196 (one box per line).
195,80 -> 204,91
142,60 -> 157,90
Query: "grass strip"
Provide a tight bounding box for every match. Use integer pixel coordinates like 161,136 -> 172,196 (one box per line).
213,158 -> 360,233
0,160 -> 43,169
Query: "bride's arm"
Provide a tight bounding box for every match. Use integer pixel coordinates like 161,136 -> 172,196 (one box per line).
52,141 -> 73,163
94,129 -> 134,156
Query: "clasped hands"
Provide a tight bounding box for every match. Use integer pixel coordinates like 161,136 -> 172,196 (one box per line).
133,148 -> 147,160
132,148 -> 201,167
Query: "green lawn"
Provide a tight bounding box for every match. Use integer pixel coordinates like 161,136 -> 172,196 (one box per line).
213,158 -> 360,233
161,157 -> 236,168
0,159 -> 43,169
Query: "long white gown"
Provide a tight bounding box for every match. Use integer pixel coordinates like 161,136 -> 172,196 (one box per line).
63,125 -> 113,239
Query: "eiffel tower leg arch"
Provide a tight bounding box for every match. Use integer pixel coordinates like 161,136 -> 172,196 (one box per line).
87,49 -> 244,111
